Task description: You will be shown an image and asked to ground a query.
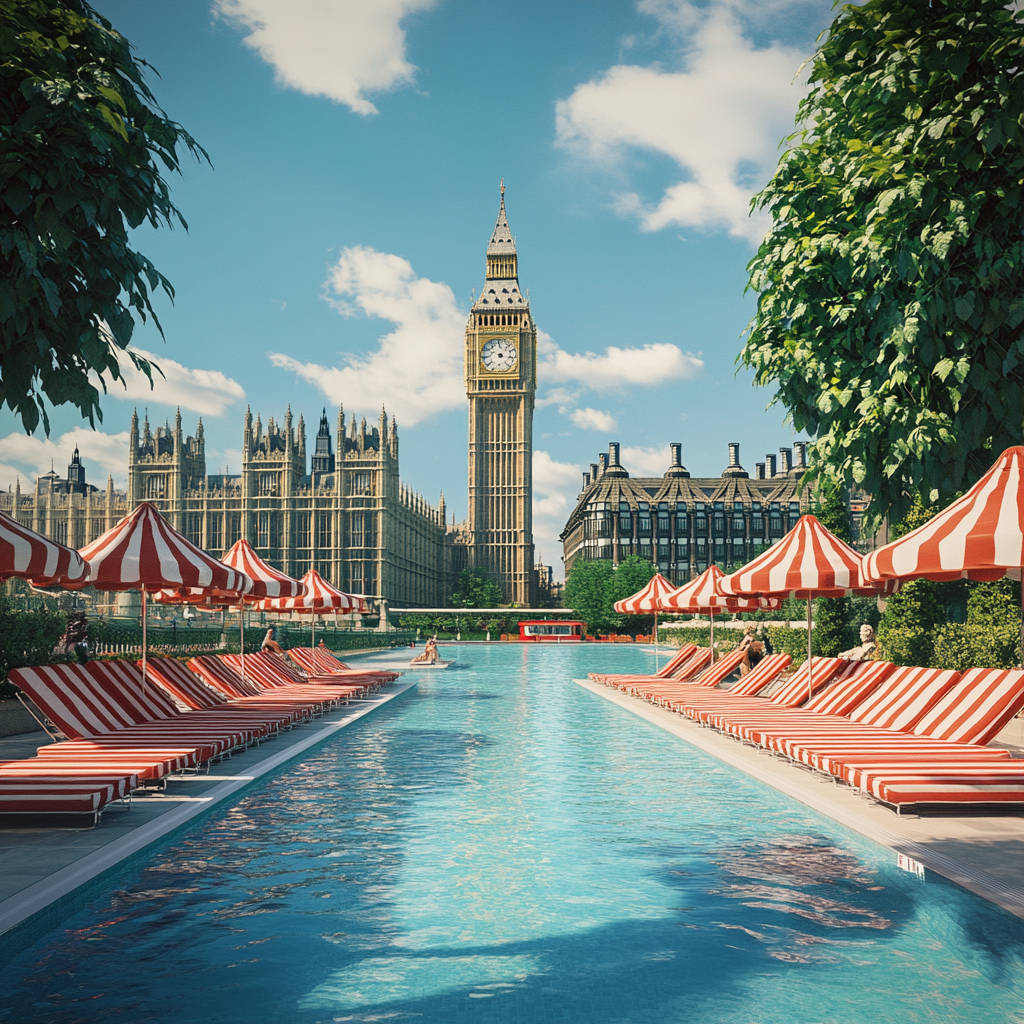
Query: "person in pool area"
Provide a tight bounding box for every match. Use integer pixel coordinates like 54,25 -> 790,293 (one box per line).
737,624 -> 765,675
839,623 -> 877,661
411,635 -> 439,665
262,627 -> 285,655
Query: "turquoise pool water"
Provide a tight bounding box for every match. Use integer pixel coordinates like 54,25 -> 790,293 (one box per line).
2,644 -> 1024,1023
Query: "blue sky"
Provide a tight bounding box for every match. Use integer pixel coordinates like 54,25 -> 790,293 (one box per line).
1,0 -> 838,573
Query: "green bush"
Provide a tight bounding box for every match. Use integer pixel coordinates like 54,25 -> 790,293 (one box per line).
764,626 -> 814,667
0,595 -> 67,694
661,625 -> 810,665
875,626 -> 932,668
930,624 -> 1020,672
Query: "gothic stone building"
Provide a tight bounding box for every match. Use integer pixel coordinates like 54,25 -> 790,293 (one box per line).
561,441 -> 812,583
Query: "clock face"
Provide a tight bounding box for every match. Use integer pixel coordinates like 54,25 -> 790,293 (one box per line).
481,337 -> 518,372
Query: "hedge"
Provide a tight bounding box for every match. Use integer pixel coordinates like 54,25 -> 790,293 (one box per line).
929,624 -> 1019,672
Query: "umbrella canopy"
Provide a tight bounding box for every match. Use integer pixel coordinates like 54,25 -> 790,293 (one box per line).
220,539 -> 304,600
257,568 -> 364,614
613,573 -> 677,614
0,509 -> 87,585
720,514 -> 877,599
862,446 -> 1024,584
77,502 -> 249,594
664,565 -> 780,614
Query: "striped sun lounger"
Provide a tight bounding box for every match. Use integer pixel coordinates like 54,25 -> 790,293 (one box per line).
588,644 -> 698,684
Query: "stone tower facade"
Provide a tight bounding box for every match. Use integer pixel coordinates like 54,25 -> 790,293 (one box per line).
464,184 -> 536,604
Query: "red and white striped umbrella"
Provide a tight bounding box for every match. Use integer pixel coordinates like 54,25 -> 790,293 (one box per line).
862,446 -> 1024,584
720,514 -> 877,599
0,510 -> 87,585
77,502 -> 249,594
664,565 -> 780,613
221,539 -> 304,599
613,573 -> 677,614
257,568 -> 365,614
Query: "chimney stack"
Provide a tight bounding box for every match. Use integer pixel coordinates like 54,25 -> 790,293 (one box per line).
609,442 -> 620,467
728,442 -> 740,468
755,463 -> 765,480
582,472 -> 591,489
670,443 -> 682,468
598,453 -> 608,475
779,447 -> 792,475
591,462 -> 600,481
765,454 -> 777,478
793,441 -> 807,470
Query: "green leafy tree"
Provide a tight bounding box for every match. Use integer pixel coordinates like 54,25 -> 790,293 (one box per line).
1,0 -> 208,434
563,558 -> 615,635
605,555 -> 656,635
812,484 -> 850,656
742,0 -> 1024,529
450,567 -> 503,608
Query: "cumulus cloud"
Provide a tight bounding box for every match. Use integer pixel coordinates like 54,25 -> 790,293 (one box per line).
570,407 -> 618,432
533,450 -> 582,577
542,340 -> 702,389
621,444 -> 673,477
0,428 -> 130,492
215,0 -> 436,115
101,347 -> 246,418
269,246 -> 465,426
555,1 -> 810,242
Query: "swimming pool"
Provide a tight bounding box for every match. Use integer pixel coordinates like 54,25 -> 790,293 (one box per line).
2,644 -> 1023,1023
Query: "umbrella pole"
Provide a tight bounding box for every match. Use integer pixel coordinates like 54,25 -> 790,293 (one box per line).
141,585 -> 148,697
311,615 -> 315,649
806,596 -> 813,701
709,611 -> 715,663
239,601 -> 245,681
654,611 -> 659,672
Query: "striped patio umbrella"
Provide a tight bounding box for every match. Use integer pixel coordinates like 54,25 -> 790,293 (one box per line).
0,510 -> 87,585
861,445 -> 1024,659
76,502 -> 251,686
613,572 -> 677,652
721,514 -> 883,693
255,568 -> 366,647
663,565 -> 780,659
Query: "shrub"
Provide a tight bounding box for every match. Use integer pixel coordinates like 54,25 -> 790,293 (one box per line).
930,624 -> 1020,672
875,626 -> 932,668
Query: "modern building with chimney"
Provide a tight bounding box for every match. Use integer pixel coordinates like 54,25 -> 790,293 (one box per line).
559,441 -> 811,582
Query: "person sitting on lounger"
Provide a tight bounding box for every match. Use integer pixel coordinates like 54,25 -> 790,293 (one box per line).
262,627 -> 285,655
737,624 -> 765,675
411,636 -> 439,665
838,623 -> 877,661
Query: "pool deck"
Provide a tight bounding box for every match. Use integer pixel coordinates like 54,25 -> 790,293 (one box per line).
577,677 -> 1024,920
0,679 -> 416,945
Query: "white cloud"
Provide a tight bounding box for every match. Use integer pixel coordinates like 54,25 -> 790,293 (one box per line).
101,347 -> 246,418
269,246 -> 465,426
533,450 -> 583,578
621,444 -> 672,477
0,428 -> 129,492
542,341 -> 702,389
215,0 -> 436,115
555,1 -> 810,242
570,407 -> 618,432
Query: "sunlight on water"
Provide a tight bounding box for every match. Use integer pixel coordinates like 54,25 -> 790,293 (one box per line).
2,644 -> 1024,1024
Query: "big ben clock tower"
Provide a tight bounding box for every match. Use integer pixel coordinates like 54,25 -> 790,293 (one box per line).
465,183 -> 536,604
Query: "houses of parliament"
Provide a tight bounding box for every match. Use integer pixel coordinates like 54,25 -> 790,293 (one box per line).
0,189 -> 542,608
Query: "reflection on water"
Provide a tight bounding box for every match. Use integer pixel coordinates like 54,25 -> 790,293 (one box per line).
2,645 -> 1024,1024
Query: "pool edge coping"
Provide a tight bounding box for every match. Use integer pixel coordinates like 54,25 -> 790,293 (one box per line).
575,677 -> 1024,920
0,680 -> 418,942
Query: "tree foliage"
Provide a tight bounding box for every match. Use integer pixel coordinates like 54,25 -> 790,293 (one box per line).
563,555 -> 656,635
812,484 -> 850,656
743,0 -> 1024,529
1,0 -> 207,434
450,567 -> 503,608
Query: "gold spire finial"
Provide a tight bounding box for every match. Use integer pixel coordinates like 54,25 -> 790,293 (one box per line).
500,178 -> 505,199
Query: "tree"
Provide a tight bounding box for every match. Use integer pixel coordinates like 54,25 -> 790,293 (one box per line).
450,567 -> 502,608
1,0 -> 207,434
812,484 -> 850,656
742,0 -> 1024,530
563,558 -> 614,635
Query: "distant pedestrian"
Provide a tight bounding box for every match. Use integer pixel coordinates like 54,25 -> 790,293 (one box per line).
262,627 -> 285,655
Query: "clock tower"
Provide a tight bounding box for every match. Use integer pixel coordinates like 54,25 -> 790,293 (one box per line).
465,183 -> 536,604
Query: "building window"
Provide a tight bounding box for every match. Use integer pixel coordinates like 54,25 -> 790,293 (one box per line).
259,473 -> 279,496
210,516 -> 223,551
676,510 -> 689,533
350,561 -> 363,591
257,511 -> 278,548
227,513 -> 242,547
657,505 -> 670,535
316,513 -> 332,550
186,513 -> 201,547
732,514 -> 745,533
353,471 -> 372,495
145,475 -> 165,499
296,513 -> 310,549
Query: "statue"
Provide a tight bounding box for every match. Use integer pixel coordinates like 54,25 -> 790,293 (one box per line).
838,623 -> 877,661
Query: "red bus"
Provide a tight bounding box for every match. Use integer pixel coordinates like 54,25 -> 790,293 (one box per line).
518,620 -> 585,642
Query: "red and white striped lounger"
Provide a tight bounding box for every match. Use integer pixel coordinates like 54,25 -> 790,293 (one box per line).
189,657 -> 335,719
588,644 -> 698,684
859,765 -> 1024,811
295,646 -> 400,684
621,649 -> 714,695
144,657 -> 296,733
640,650 -> 751,704
223,654 -> 360,704
652,654 -> 795,718
0,775 -> 132,823
287,647 -> 395,689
